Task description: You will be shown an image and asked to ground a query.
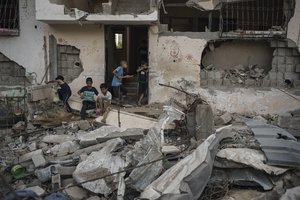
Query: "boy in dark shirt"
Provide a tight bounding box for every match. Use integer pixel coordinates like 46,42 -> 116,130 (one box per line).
46,75 -> 72,112
77,77 -> 99,120
137,61 -> 149,106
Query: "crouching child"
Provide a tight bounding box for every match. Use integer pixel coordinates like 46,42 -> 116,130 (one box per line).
96,83 -> 112,123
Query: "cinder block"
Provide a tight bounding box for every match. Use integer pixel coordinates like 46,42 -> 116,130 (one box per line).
200,71 -> 207,80
270,40 -> 278,47
294,57 -> 300,64
277,64 -> 286,72
270,65 -> 278,72
294,79 -> 300,86
295,64 -> 300,73
286,56 -> 294,65
52,174 -> 61,191
269,71 -> 277,80
207,79 -> 214,86
277,40 -> 287,47
207,71 -> 215,79
272,56 -> 285,65
286,64 -> 295,72
277,71 -> 284,80
214,71 -> 223,79
284,72 -> 300,80
32,154 -> 46,168
277,48 -> 286,56
270,80 -> 277,87
292,49 -> 300,56
213,79 -> 223,86
200,79 -> 208,86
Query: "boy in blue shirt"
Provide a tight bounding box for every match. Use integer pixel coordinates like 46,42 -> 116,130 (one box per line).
77,77 -> 99,120
111,61 -> 133,101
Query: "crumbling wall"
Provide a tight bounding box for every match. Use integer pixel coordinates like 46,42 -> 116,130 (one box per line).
0,53 -> 26,86
148,26 -> 205,103
57,45 -> 83,83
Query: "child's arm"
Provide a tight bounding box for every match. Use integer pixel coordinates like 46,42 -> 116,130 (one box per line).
77,88 -> 84,98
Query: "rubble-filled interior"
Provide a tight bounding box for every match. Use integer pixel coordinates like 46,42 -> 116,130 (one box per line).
200,39 -> 300,87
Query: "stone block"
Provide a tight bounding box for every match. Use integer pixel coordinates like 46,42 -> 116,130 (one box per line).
207,71 -> 215,79
63,186 -> 88,200
286,56 -> 294,65
295,64 -> 300,73
200,70 -> 207,79
52,174 -> 61,191
42,135 -> 76,144
270,80 -> 277,87
269,72 -> 277,80
277,48 -> 286,56
223,79 -> 231,86
285,48 -> 293,56
19,149 -> 43,163
270,64 -> 278,72
77,120 -> 91,131
286,64 -> 295,72
213,79 -> 223,86
292,49 -> 300,56
214,71 -> 223,79
277,72 -> 284,80
277,64 -> 286,73
207,79 -> 214,86
26,186 -> 45,196
284,72 -> 300,81
245,79 -> 255,87
195,104 -> 214,141
32,154 -> 47,168
294,57 -> 300,64
200,79 -> 208,86
215,112 -> 232,126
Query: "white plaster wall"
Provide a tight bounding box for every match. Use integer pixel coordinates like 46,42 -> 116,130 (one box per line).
0,0 -> 46,82
288,0 -> 300,51
148,26 -> 206,103
0,0 -> 105,104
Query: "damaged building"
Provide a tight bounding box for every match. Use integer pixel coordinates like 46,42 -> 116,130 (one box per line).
1,0 -> 300,200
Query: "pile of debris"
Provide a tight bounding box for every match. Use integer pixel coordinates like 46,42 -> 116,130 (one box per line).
1,98 -> 300,200
205,64 -> 267,85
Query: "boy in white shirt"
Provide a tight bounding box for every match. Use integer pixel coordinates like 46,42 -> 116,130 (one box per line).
97,83 -> 112,123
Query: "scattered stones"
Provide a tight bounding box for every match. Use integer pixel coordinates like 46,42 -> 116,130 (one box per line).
32,154 -> 47,167
77,120 -> 91,131
215,112 -> 233,126
42,135 -> 76,144
12,121 -> 26,132
50,141 -> 79,157
28,141 -> 37,151
26,186 -> 45,196
19,149 -> 43,163
64,186 -> 88,200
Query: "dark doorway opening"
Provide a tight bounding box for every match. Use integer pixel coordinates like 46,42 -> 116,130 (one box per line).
105,25 -> 149,104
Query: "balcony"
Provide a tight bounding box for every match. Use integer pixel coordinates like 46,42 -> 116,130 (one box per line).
35,0 -> 158,25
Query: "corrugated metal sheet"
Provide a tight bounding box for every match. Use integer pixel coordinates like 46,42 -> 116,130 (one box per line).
245,120 -> 300,168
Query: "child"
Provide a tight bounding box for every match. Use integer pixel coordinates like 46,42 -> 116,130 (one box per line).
46,75 -> 72,112
77,77 -> 99,120
111,60 -> 133,101
137,61 -> 149,106
96,83 -> 112,123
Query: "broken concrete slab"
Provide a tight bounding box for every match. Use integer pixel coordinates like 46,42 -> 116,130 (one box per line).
19,149 -> 43,163
26,186 -> 45,196
96,128 -> 145,143
215,112 -> 233,126
28,142 -> 37,152
50,141 -> 79,157
52,174 -> 61,191
162,145 -> 181,155
280,185 -> 300,200
77,125 -> 124,147
73,138 -> 125,195
95,109 -> 158,129
32,154 -> 47,168
42,135 -> 76,144
77,120 -> 91,131
217,148 -> 288,175
64,186 -> 88,200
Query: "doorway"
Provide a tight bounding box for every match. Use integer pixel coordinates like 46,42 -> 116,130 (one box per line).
105,25 -> 149,103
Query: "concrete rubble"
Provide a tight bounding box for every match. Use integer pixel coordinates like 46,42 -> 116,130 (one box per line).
1,97 -> 300,200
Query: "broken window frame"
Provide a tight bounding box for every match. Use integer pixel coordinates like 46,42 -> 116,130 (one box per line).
115,33 -> 123,50
0,0 -> 20,36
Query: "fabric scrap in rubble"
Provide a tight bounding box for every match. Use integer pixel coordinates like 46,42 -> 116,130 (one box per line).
216,148 -> 288,175
73,138 -> 125,196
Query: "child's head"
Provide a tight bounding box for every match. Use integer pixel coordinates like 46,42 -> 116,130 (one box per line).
141,61 -> 148,68
100,83 -> 108,94
55,75 -> 64,81
120,60 -> 128,68
86,77 -> 93,87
